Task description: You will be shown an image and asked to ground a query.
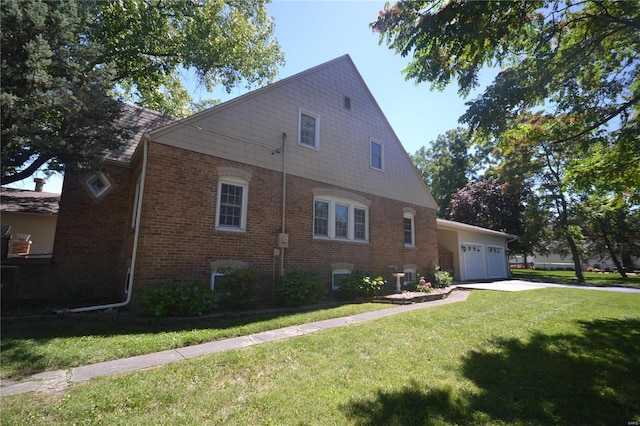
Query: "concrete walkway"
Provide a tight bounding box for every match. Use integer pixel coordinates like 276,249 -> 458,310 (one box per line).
4,280 -> 638,398
1,290 -> 471,398
456,279 -> 640,294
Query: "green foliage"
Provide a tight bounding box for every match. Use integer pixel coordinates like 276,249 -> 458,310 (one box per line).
215,269 -> 260,311
416,277 -> 432,293
434,269 -> 452,288
275,272 -> 327,308
337,272 -> 385,300
97,0 -> 284,116
411,127 -> 477,218
372,0 -> 640,199
1,0 -> 132,185
139,281 -> 218,318
420,266 -> 452,289
1,0 -> 283,184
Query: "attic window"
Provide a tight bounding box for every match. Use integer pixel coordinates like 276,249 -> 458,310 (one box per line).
85,172 -> 112,199
344,96 -> 351,110
299,109 -> 319,149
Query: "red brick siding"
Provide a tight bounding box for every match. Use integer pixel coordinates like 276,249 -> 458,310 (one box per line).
131,143 -> 437,306
51,165 -> 133,303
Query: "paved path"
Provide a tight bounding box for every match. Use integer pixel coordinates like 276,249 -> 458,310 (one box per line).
1,291 -> 471,397
457,279 -> 640,294
4,280 -> 638,398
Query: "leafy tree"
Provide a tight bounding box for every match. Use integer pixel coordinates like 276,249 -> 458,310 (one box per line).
578,196 -> 640,278
1,0 -> 132,185
1,0 -> 284,185
449,177 -> 524,238
372,0 -> 640,198
411,127 -> 476,218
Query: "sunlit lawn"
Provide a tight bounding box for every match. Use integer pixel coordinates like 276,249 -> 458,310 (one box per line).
512,268 -> 640,287
0,303 -> 392,380
2,289 -> 639,425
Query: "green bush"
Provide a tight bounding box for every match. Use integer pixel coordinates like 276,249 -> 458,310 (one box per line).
434,268 -> 453,288
139,281 -> 218,318
276,272 -> 326,307
337,272 -> 385,300
215,269 -> 260,310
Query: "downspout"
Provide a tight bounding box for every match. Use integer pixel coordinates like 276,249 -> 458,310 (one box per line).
279,132 -> 287,277
57,135 -> 150,313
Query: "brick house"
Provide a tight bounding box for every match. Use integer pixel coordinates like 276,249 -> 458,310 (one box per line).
47,55 -> 441,310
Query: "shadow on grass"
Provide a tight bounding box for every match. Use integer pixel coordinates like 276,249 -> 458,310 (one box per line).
342,318 -> 640,425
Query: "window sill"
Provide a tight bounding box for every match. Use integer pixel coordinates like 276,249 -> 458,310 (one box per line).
215,227 -> 247,235
313,236 -> 369,244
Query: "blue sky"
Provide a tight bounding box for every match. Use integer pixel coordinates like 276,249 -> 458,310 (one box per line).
11,1 -> 494,194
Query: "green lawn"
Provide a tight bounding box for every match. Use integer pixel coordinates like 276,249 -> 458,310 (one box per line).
0,303 -> 392,380
2,288 -> 639,425
512,268 -> 640,287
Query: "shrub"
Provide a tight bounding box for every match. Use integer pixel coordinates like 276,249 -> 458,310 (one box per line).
416,277 -> 433,293
434,268 -> 453,288
276,272 -> 326,308
337,272 -> 385,300
215,269 -> 260,310
139,281 -> 218,318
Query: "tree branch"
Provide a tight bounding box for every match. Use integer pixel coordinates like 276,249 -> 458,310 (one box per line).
1,155 -> 52,186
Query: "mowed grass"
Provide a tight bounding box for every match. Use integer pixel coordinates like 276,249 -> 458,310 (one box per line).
2,288 -> 639,425
512,268 -> 640,287
0,303 -> 393,380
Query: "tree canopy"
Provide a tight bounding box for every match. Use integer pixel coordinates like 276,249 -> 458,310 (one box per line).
1,0 -> 284,185
411,127 -> 476,218
372,0 -> 640,198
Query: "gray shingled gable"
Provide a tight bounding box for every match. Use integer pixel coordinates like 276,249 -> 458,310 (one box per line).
0,187 -> 60,215
107,104 -> 178,163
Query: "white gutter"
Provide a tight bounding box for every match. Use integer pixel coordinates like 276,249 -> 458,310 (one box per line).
57,136 -> 150,314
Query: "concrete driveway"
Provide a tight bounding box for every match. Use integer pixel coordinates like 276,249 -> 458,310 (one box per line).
456,279 -> 640,294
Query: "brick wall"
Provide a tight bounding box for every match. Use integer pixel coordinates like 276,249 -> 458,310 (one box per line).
51,165 -> 134,305
131,142 -> 438,307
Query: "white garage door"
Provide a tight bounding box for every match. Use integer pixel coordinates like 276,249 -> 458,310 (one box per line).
463,244 -> 484,280
487,246 -> 506,278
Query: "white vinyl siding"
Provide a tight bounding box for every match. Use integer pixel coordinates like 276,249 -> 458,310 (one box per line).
299,109 -> 319,149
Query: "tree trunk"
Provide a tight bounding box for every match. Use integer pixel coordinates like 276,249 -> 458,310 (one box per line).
601,229 -> 627,279
566,234 -> 585,282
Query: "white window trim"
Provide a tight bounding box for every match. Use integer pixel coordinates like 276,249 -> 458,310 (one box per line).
403,211 -> 415,247
313,196 -> 369,242
332,269 -> 352,290
370,139 -> 384,171
85,171 -> 112,199
298,108 -> 320,150
210,271 -> 226,291
215,176 -> 249,232
403,269 -> 417,286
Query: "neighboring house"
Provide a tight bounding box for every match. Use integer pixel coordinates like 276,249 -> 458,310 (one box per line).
11,55 -> 513,309
510,253 -> 639,272
437,219 -> 515,281
1,182 -> 59,258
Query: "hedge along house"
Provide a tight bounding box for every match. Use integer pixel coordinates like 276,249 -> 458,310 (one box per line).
51,55 -> 440,312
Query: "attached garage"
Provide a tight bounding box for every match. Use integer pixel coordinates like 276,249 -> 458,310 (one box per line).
437,219 -> 515,281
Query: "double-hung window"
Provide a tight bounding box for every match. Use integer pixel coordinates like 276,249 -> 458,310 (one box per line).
403,208 -> 416,247
370,140 -> 384,170
216,177 -> 248,232
299,109 -> 319,149
313,196 -> 368,242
